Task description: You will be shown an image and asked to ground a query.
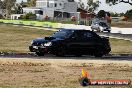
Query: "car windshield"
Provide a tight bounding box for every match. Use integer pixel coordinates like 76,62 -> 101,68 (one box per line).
52,30 -> 73,39
99,22 -> 108,27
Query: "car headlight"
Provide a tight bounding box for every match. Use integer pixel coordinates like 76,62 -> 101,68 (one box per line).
44,42 -> 52,46
99,26 -> 104,31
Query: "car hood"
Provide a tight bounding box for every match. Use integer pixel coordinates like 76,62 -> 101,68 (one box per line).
33,38 -> 48,44
32,37 -> 63,45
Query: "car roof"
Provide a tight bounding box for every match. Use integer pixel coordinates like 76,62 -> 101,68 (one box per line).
59,28 -> 99,36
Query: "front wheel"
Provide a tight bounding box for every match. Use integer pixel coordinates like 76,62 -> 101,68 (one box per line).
108,30 -> 111,33
55,47 -> 66,57
94,47 -> 104,57
35,52 -> 45,56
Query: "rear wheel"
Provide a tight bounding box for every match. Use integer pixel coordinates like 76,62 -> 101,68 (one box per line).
108,30 -> 110,33
91,29 -> 94,32
35,52 -> 45,56
98,29 -> 101,32
94,48 -> 104,57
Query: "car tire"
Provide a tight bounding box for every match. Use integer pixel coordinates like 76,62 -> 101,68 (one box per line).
99,29 -> 104,32
92,29 -> 94,31
56,47 -> 66,57
91,28 -> 94,32
36,52 -> 45,56
108,30 -> 110,33
98,29 -> 101,32
94,47 -> 104,57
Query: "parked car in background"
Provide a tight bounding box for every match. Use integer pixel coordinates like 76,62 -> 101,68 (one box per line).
91,22 -> 111,32
29,29 -> 111,57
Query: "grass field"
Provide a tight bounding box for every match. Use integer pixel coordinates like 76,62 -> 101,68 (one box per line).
111,21 -> 132,28
0,24 -> 132,54
0,24 -> 54,53
0,58 -> 131,88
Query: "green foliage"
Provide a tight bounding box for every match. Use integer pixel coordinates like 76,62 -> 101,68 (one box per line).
110,12 -> 119,17
125,9 -> 132,20
106,0 -> 118,5
97,10 -> 106,18
106,0 -> 132,5
119,13 -> 125,16
20,13 -> 36,20
20,0 -> 28,7
0,0 -> 5,18
27,0 -> 36,7
14,4 -> 23,14
2,0 -> 16,19
78,0 -> 100,12
0,0 -> 3,9
0,14 -> 3,19
78,0 -> 85,9
86,0 -> 100,12
108,12 -> 125,17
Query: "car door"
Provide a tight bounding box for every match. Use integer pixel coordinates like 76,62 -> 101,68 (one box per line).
66,31 -> 85,54
81,31 -> 98,54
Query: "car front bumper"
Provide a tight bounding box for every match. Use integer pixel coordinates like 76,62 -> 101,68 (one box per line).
29,45 -> 50,53
103,28 -> 111,31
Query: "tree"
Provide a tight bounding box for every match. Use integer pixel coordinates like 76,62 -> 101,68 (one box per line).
78,0 -> 85,9
13,3 -> 23,14
20,0 -> 28,7
106,0 -> 132,5
119,13 -> 125,16
0,0 -> 5,18
0,0 -> 3,9
86,0 -> 100,12
125,9 -> 132,20
110,12 -> 119,17
3,0 -> 16,19
27,0 -> 36,7
97,10 -> 106,18
97,10 -> 112,24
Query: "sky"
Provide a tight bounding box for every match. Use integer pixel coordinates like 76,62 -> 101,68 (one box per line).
17,0 -> 132,13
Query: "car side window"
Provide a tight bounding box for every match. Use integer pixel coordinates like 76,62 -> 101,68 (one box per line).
83,32 -> 94,39
71,31 -> 83,40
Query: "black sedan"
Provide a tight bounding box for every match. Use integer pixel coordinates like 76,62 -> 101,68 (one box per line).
29,29 -> 111,57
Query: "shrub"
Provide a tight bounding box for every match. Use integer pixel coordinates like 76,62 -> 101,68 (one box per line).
125,9 -> 132,20
20,13 -> 36,20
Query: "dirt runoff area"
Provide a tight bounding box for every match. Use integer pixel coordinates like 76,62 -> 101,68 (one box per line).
0,58 -> 132,88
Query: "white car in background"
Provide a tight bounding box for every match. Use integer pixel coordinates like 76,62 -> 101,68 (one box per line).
91,22 -> 111,33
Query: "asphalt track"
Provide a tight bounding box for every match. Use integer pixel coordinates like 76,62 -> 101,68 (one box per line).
0,53 -> 132,61
97,32 -> 132,41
